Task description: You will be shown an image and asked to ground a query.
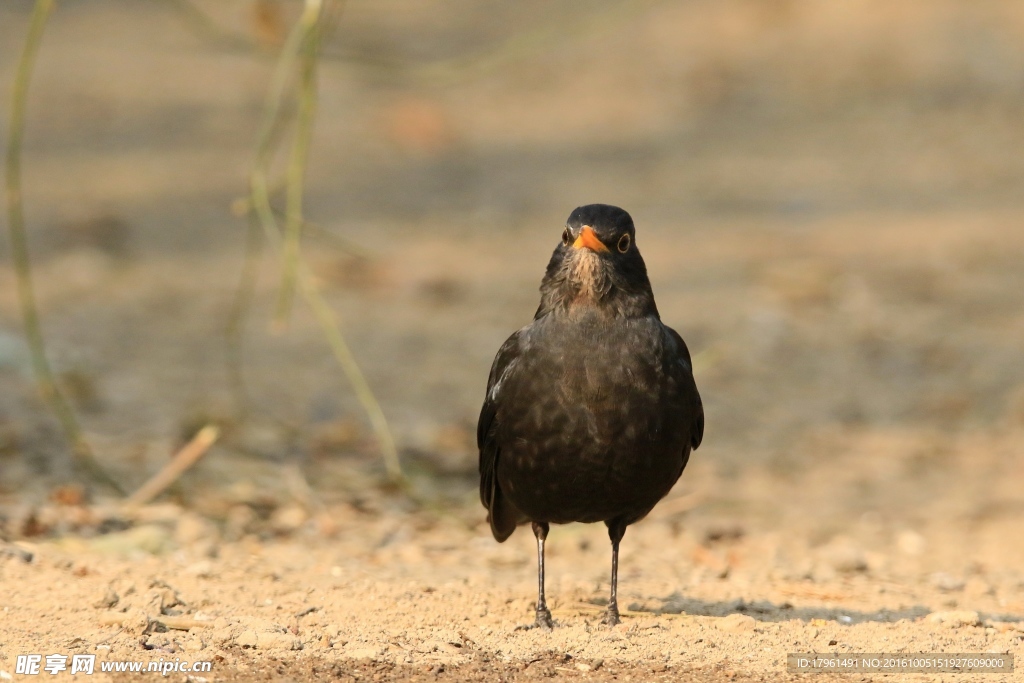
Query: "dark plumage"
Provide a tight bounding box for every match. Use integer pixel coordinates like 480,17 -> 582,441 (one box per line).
478,204 -> 704,628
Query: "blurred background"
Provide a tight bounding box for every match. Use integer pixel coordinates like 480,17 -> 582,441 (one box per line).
1,0 -> 1023,577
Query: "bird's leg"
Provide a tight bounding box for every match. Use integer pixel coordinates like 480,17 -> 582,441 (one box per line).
520,521 -> 553,630
533,521 -> 554,628
604,521 -> 627,626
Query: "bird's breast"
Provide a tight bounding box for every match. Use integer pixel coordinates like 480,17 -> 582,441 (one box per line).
493,316 -> 688,523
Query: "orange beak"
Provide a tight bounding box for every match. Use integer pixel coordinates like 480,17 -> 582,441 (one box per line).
572,226 -> 609,253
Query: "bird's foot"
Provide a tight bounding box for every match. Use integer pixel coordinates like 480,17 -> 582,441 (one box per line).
515,607 -> 554,631
603,607 -> 621,627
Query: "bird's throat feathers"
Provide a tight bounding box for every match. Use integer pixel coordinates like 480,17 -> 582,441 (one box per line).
536,249 -> 657,319
569,250 -> 609,302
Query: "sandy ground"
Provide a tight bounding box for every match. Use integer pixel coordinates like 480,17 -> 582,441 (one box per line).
3,1 -> 1024,680
2,466 -> 1024,683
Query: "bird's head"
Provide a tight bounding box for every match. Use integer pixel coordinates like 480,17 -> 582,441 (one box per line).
537,204 -> 658,318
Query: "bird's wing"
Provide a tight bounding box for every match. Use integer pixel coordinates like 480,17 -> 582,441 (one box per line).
478,328 -> 526,530
666,326 -> 704,450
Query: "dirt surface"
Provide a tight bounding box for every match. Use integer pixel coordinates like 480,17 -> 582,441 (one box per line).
3,1 -> 1024,680
3,470 -> 1024,682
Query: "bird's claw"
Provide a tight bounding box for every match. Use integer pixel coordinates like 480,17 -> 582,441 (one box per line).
515,607 -> 554,631
603,608 -> 621,626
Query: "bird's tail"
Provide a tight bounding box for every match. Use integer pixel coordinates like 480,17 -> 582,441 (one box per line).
488,484 -> 525,543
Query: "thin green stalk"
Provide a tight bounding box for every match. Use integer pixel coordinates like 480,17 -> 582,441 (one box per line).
170,0 -> 664,88
247,0 -> 308,267
244,0 -> 401,482
250,205 -> 403,483
225,58 -> 297,419
5,0 -> 122,493
297,264 -> 402,482
224,215 -> 264,417
165,0 -> 262,54
251,13 -> 307,169
361,0 -> 668,86
274,0 -> 323,327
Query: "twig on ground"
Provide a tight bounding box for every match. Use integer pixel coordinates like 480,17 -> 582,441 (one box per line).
123,426 -> 220,508
157,616 -> 211,631
5,0 -> 123,494
98,614 -> 208,631
95,626 -> 125,644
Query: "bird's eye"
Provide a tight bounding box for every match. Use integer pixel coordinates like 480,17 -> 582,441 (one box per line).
562,228 -> 571,246
617,233 -> 631,253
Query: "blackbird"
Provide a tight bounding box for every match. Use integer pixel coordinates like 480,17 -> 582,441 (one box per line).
478,204 -> 704,628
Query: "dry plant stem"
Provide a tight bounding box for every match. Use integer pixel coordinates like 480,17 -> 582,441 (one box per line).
228,0 -> 303,413
165,0 -> 265,54
297,263 -> 402,482
249,202 -> 402,482
221,205 -> 372,419
380,0 -> 667,86
124,426 -> 219,508
249,0 -> 322,175
245,0 -> 402,482
171,0 -> 660,88
232,196 -> 373,258
246,0 -> 307,283
224,215 -> 264,416
274,0 -> 324,326
5,0 -> 122,494
301,219 -> 373,259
